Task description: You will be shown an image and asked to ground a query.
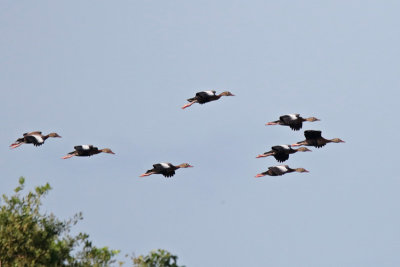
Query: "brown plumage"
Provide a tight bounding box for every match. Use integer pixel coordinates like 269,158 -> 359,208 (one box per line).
292,130 -> 345,148
61,145 -> 115,159
139,163 -> 193,178
10,131 -> 61,149
266,114 -> 320,131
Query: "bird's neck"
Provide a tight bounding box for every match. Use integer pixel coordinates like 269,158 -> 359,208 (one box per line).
174,164 -> 183,169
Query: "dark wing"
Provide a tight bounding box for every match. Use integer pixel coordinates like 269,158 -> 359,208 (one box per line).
315,140 -> 327,148
280,115 -> 302,130
194,91 -> 217,104
74,145 -> 94,151
271,146 -> 290,162
273,153 -> 289,162
162,169 -> 176,177
152,164 -> 176,177
304,130 -> 324,147
74,145 -> 96,156
24,135 -> 43,146
268,166 -> 285,176
304,130 -> 322,140
152,163 -> 166,172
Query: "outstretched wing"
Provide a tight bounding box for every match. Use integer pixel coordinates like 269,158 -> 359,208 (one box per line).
304,130 -> 322,140
280,115 -> 302,130
195,91 -> 217,104
273,153 -> 289,162
74,145 -> 94,152
24,134 -> 44,146
153,163 -> 176,177
162,169 -> 176,177
268,166 -> 285,176
271,145 -> 291,162
304,130 -> 324,147
74,145 -> 97,156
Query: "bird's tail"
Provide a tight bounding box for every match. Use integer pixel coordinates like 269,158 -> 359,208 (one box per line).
187,97 -> 196,102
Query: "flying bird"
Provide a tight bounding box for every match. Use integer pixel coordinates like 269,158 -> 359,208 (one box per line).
256,145 -> 311,162
182,90 -> 234,109
139,163 -> 193,178
266,114 -> 320,131
10,131 -> 61,149
61,145 -> 115,159
255,165 -> 309,177
292,130 -> 345,148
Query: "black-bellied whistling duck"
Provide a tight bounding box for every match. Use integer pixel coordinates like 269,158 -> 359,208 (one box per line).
256,145 -> 311,162
10,131 -> 61,149
292,130 -> 345,148
255,165 -> 309,177
182,91 -> 235,109
266,114 -> 320,131
61,145 -> 115,159
139,163 -> 193,178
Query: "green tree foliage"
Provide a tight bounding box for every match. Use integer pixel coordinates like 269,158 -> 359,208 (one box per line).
0,177 -> 119,267
132,249 -> 185,267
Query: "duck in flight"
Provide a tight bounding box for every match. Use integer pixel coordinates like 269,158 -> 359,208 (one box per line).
139,162 -> 193,177
256,145 -> 311,162
10,131 -> 61,149
292,130 -> 345,148
255,165 -> 309,177
61,145 -> 115,159
182,90 -> 234,109
266,114 -> 320,131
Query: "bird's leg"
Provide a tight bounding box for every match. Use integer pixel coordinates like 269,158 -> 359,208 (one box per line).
139,172 -> 155,177
61,154 -> 74,159
181,101 -> 197,109
256,153 -> 273,158
291,143 -> 301,147
255,173 -> 266,178
9,143 -> 22,149
265,122 -> 278,126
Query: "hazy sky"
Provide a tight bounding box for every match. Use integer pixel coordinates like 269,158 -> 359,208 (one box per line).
1,1 -> 400,266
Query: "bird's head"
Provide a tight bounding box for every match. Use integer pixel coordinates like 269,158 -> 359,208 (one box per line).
220,91 -> 235,96
297,147 -> 312,152
306,117 -> 320,122
295,168 -> 309,173
101,148 -> 115,154
49,133 -> 62,138
178,163 -> 193,168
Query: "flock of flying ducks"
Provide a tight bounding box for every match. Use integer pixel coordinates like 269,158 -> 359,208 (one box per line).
255,114 -> 345,178
10,90 -> 344,178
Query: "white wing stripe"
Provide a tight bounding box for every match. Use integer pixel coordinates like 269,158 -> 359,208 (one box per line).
276,165 -> 288,172
160,163 -> 170,169
82,145 -> 90,150
32,135 -> 44,143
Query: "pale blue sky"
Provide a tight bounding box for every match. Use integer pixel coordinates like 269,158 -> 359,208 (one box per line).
1,1 -> 399,266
